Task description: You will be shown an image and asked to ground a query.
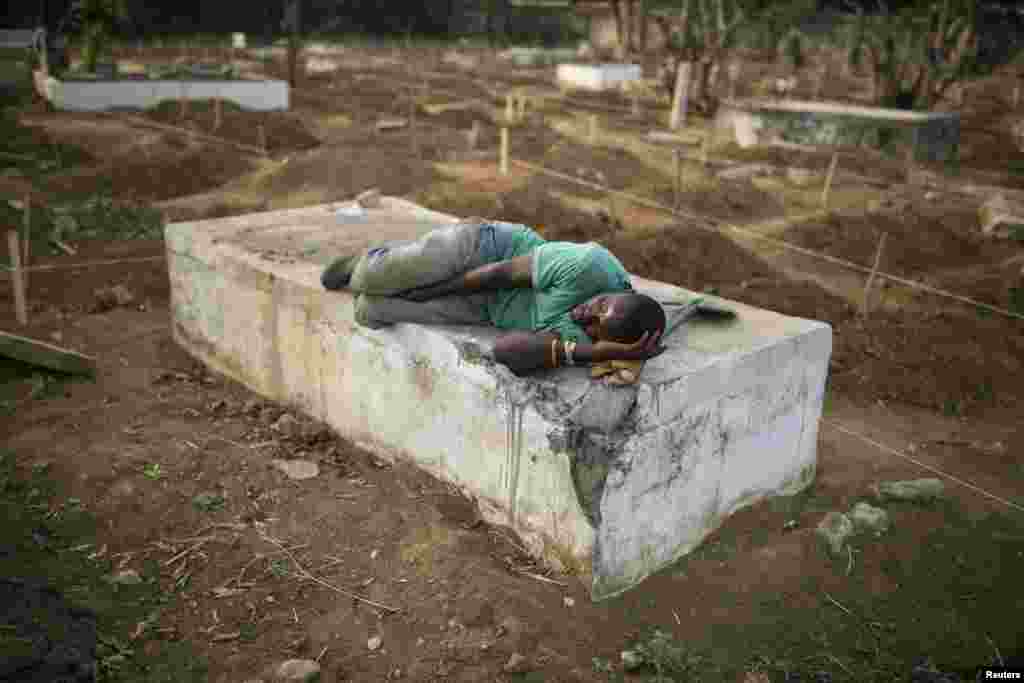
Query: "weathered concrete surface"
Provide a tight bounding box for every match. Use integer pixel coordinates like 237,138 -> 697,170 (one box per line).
716,98 -> 960,164
33,69 -> 289,112
166,198 -> 832,600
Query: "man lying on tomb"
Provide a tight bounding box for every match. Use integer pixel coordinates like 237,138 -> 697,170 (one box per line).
321,218 -> 666,382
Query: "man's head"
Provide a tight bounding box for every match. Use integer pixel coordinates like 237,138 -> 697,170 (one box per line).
570,292 -> 666,343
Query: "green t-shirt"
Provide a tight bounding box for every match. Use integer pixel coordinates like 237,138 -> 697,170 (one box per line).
487,239 -> 632,345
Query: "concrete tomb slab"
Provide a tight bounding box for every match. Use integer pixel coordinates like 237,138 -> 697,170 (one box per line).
166,198 -> 832,600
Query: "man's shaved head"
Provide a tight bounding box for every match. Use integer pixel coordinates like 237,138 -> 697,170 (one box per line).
604,293 -> 665,343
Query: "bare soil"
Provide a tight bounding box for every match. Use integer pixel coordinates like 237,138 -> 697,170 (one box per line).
1,46 -> 1022,683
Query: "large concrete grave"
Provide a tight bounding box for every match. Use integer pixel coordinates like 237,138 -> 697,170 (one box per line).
166,198 -> 832,600
33,69 -> 289,112
716,98 -> 960,163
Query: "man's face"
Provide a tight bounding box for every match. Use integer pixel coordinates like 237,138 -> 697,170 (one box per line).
570,294 -> 627,341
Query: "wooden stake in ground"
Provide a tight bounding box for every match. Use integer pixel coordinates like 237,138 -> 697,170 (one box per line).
258,124 -> 268,157
21,196 -> 30,292
588,114 -> 598,146
821,151 -> 840,209
505,93 -> 515,122
673,148 -> 682,210
669,61 -> 693,130
860,232 -> 888,316
214,97 -> 223,131
727,61 -> 741,100
499,126 -> 510,176
409,87 -> 419,157
1014,83 -> 1022,109
7,230 -> 27,326
467,120 -> 481,151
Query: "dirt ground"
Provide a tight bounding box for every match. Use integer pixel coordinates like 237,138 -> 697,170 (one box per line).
2,46 -> 1023,682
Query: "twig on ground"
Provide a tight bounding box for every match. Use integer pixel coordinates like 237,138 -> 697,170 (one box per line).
824,653 -> 854,676
846,546 -> 854,576
260,533 -> 401,613
316,646 -> 328,663
211,631 -> 241,643
824,592 -> 854,618
162,538 -> 211,567
516,570 -> 567,587
231,544 -> 309,586
986,634 -> 1004,667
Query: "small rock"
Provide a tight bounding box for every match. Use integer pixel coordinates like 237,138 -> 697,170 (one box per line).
367,635 -> 382,651
271,459 -> 319,481
504,653 -> 528,673
621,649 -> 645,671
275,658 -> 321,682
376,117 -> 409,131
272,413 -> 302,437
871,478 -> 944,503
562,596 -> 575,608
93,284 -> 135,312
924,191 -> 939,201
370,549 -> 379,560
815,511 -> 854,557
105,569 -> 143,586
850,501 -> 890,535
356,188 -> 382,208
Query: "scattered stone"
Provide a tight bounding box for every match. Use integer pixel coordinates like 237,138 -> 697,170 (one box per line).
871,478 -> 944,503
271,459 -> 319,481
562,596 -> 575,608
621,649 -> 645,671
93,284 -> 135,312
376,117 -> 409,132
356,188 -> 382,208
815,511 -> 855,556
104,569 -> 142,586
271,413 -> 302,437
924,191 -> 939,201
850,502 -> 890,535
275,658 -> 321,682
367,635 -> 383,651
979,194 -> 1024,238
503,653 -> 528,673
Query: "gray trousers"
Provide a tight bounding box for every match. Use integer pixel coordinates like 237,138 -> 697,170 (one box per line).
349,220 -> 495,329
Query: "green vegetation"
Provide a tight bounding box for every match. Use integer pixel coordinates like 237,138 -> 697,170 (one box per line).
0,450 -> 207,682
597,489 -> 1022,681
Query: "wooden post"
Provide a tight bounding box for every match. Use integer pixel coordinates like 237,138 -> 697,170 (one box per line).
673,148 -> 682,210
21,196 -> 30,292
1014,82 -> 1021,109
821,151 -> 840,209
505,92 -> 515,122
727,61 -> 741,100
860,232 -> 888,316
588,114 -> 598,146
669,61 -> 692,130
499,126 -> 509,176
214,97 -> 223,131
408,87 -> 416,157
258,124 -> 267,156
7,230 -> 27,326
468,120 -> 481,151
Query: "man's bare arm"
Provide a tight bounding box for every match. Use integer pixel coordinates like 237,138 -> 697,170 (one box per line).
494,330 -> 665,375
399,255 -> 533,301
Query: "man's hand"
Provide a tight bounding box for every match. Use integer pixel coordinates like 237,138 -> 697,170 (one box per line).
593,329 -> 666,362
